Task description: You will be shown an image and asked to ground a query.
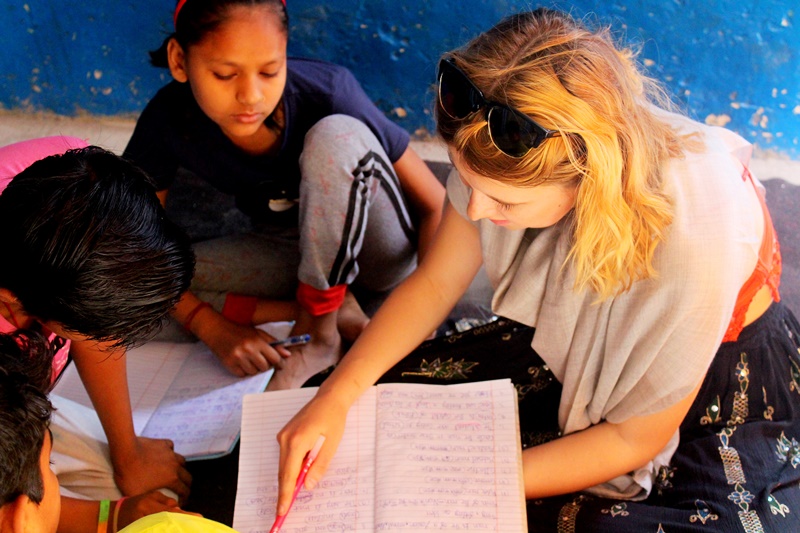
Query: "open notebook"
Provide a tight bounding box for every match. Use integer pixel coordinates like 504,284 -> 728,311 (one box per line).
51,322 -> 289,460
233,379 -> 526,532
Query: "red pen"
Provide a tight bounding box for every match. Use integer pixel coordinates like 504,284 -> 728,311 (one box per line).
269,435 -> 326,533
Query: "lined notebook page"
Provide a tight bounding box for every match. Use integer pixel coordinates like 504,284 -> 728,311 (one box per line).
374,381 -> 526,531
142,321 -> 287,457
51,341 -> 190,433
233,388 -> 377,532
233,379 -> 525,532
126,343 -> 190,432
50,322 -> 288,458
140,344 -> 273,459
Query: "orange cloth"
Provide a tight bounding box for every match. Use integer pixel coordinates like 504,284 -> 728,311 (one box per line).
722,169 -> 782,342
296,282 -> 347,316
221,293 -> 259,325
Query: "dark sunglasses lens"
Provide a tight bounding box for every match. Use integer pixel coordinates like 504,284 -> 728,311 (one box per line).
439,66 -> 479,119
487,106 -> 542,157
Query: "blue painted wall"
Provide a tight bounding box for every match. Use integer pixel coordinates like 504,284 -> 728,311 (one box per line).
1,1 -> 798,158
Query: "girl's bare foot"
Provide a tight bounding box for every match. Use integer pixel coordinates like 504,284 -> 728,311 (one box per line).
337,291 -> 369,342
266,297 -> 367,390
245,292 -> 366,343
266,334 -> 342,390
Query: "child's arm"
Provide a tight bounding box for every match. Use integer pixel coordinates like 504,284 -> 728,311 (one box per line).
172,291 -> 291,377
392,146 -> 447,261
57,491 -> 193,533
521,381 -> 702,498
156,188 -> 293,376
70,340 -> 192,500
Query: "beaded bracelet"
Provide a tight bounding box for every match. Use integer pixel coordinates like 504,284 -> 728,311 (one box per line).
97,499 -> 110,533
183,301 -> 212,330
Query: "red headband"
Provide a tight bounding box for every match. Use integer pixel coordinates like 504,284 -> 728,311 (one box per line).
174,0 -> 286,27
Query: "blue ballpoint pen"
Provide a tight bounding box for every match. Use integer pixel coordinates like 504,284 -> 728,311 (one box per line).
269,333 -> 311,348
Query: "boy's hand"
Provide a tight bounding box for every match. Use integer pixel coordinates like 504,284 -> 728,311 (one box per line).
113,436 -> 192,502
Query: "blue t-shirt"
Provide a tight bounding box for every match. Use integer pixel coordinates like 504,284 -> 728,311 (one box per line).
123,57 -> 409,224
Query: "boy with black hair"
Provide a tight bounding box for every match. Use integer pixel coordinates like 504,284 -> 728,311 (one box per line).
0,137 -> 195,502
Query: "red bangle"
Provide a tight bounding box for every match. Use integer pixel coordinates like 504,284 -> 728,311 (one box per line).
111,497 -> 128,533
183,301 -> 212,330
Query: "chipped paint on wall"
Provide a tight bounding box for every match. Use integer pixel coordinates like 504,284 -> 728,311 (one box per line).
0,0 -> 798,159
705,114 -> 732,127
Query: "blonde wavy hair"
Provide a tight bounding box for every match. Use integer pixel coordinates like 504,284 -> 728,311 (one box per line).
437,9 -> 697,300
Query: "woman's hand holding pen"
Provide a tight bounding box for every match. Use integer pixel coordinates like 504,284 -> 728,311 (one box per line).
275,387 -> 351,516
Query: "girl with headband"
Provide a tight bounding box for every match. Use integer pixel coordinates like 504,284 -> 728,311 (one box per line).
274,9 -> 800,531
125,0 -> 455,390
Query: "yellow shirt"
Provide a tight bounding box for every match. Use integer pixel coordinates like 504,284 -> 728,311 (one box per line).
118,512 -> 238,533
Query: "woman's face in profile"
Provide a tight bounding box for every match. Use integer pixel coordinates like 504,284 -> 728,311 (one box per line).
451,150 -> 577,231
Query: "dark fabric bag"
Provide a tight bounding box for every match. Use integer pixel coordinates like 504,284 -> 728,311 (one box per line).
307,317 -> 563,449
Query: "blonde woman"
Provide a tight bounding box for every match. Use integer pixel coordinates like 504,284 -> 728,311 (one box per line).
275,9 -> 800,531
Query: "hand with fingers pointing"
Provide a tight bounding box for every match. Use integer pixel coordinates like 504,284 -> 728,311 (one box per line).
275,389 -> 351,518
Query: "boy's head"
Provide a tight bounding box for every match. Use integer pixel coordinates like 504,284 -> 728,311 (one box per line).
0,145 -> 195,348
0,331 -> 59,533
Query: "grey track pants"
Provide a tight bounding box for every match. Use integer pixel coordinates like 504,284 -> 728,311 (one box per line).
190,115 -> 417,310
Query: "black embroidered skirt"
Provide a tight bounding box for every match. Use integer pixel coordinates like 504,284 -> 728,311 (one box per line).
524,301 -> 800,533
307,302 -> 800,532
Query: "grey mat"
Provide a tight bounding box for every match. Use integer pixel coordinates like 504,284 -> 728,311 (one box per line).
166,162 -> 799,316
763,178 -> 799,316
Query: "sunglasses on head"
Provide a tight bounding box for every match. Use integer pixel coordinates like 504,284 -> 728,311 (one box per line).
437,57 -> 559,158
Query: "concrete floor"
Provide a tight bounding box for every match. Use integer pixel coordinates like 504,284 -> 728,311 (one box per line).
0,110 -> 452,167
3,110 -> 799,184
